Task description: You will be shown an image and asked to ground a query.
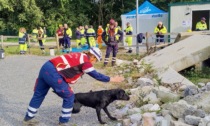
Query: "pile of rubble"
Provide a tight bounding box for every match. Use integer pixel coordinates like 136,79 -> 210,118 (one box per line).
112,59 -> 210,126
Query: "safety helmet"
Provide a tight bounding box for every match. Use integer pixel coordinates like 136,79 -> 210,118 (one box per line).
109,19 -> 115,25
90,47 -> 102,61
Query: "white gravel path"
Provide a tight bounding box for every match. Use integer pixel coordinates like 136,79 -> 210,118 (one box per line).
0,55 -> 119,126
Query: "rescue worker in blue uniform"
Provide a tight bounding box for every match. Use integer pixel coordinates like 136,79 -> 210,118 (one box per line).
102,19 -> 123,67
63,23 -> 72,53
23,47 -> 124,126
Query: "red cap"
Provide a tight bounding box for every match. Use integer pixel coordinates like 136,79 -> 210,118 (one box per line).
109,19 -> 115,25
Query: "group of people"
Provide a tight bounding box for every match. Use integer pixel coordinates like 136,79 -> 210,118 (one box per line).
18,26 -> 47,54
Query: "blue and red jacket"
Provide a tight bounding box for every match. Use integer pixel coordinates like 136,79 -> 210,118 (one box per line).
50,53 -> 110,84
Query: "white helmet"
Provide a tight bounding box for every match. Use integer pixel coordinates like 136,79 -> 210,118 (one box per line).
90,47 -> 102,61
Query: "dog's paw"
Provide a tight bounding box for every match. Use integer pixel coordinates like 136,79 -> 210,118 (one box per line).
110,117 -> 117,120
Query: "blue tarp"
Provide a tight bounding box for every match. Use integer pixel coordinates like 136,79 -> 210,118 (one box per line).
123,1 -> 166,15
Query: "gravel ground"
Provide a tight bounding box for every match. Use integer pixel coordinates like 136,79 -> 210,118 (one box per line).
0,55 -> 119,126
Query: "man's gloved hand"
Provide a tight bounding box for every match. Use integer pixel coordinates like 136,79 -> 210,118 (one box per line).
110,76 -> 125,83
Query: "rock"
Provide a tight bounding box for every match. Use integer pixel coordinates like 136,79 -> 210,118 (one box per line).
149,104 -> 160,112
114,105 -> 131,119
122,118 -> 131,126
170,120 -> 191,126
161,110 -> 170,117
116,59 -> 130,66
124,69 -> 131,73
127,107 -> 141,115
156,119 -> 168,126
183,106 -> 196,117
116,123 -> 122,126
185,115 -> 201,126
179,85 -> 187,91
143,91 -> 160,104
141,86 -> 154,95
178,118 -> 185,123
142,113 -> 155,126
129,113 -> 142,124
198,82 -> 205,87
140,104 -> 153,112
206,82 -> 210,91
130,123 -> 138,126
118,70 -> 123,74
194,109 -> 205,118
155,116 -> 164,124
166,102 -> 188,119
154,89 -> 180,103
130,87 -> 142,95
183,86 -> 199,97
126,77 -> 133,85
136,78 -> 154,87
184,92 -> 210,113
164,114 -> 175,126
133,59 -> 139,65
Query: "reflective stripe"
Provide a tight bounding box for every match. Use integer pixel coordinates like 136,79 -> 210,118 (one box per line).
83,67 -> 95,73
57,55 -> 71,71
70,77 -> 80,84
62,108 -> 73,113
61,114 -> 72,118
27,111 -> 35,117
79,53 -> 84,64
28,106 -> 37,112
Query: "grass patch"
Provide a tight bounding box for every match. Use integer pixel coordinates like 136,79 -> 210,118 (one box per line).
3,45 -> 61,56
180,67 -> 210,84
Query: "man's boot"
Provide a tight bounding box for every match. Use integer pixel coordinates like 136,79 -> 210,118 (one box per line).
23,117 -> 39,126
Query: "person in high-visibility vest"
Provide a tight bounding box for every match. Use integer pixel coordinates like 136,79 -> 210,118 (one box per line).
18,27 -> 28,54
75,27 -> 81,48
97,25 -> 104,49
154,21 -> 167,44
80,26 -> 86,46
84,25 -> 89,48
37,29 -> 46,54
102,19 -> 123,66
63,23 -> 72,53
86,25 -> 96,48
124,22 -> 133,53
31,27 -> 38,42
196,17 -> 207,31
23,47 -> 124,126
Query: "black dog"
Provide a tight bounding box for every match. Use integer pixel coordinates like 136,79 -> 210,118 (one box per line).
72,89 -> 130,124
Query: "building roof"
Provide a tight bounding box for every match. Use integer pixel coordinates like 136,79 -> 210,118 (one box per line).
123,1 -> 166,15
169,1 -> 210,7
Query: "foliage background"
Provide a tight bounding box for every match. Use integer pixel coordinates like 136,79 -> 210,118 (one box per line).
0,0 -> 208,36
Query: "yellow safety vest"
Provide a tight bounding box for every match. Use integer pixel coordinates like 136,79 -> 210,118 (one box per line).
80,29 -> 85,37
196,21 -> 207,31
63,28 -> 72,38
154,26 -> 167,34
105,28 -> 119,41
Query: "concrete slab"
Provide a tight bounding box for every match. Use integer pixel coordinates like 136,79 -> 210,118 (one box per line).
141,35 -> 210,85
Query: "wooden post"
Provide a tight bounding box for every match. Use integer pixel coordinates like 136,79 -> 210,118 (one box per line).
28,34 -> 31,54
55,34 -> 59,51
1,35 -> 3,49
146,32 -> 149,54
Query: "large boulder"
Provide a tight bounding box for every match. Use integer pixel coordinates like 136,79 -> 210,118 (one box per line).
143,91 -> 160,104
136,78 -> 154,87
170,120 -> 191,126
163,102 -> 189,119
153,86 -> 180,103
185,115 -> 201,126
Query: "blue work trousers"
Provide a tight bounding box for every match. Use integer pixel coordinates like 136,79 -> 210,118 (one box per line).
25,61 -> 74,123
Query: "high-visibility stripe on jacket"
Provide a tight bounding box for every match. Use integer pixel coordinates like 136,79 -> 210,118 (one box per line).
50,53 -> 94,84
86,28 -> 96,37
196,21 -> 207,31
154,26 -> 167,34
19,32 -> 27,44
